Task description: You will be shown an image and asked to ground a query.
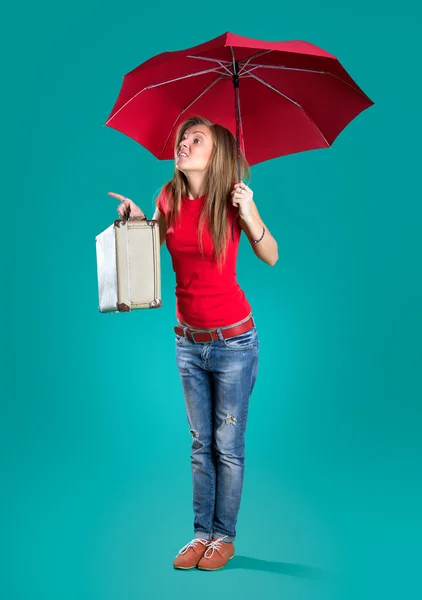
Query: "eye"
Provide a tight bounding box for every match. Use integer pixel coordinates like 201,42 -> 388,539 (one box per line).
194,138 -> 201,143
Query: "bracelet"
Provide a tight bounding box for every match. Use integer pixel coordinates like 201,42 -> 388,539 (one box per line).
253,226 -> 265,244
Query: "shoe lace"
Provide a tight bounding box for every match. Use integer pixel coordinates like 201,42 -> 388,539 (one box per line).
204,535 -> 228,558
178,538 -> 208,555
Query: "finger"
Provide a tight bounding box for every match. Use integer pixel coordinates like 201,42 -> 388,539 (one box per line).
108,192 -> 128,202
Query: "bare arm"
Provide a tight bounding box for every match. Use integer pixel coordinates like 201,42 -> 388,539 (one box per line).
152,208 -> 167,248
239,199 -> 278,266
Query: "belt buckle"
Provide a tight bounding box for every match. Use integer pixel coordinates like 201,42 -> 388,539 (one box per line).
191,330 -> 213,343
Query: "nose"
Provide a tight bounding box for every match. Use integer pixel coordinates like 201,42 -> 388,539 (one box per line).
179,139 -> 188,152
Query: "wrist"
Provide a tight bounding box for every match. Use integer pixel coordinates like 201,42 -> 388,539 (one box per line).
239,213 -> 254,223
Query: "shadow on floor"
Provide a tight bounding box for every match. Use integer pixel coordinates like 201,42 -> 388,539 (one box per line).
222,555 -> 330,579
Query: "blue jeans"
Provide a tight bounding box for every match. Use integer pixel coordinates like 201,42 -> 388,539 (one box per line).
175,318 -> 259,542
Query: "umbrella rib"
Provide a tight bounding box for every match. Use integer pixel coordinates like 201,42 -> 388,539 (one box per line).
242,63 -> 327,77
248,72 -> 302,107
187,55 -> 233,75
105,67 -> 228,125
188,55 -> 232,65
238,66 -> 261,77
238,50 -> 273,75
187,52 -> 272,77
248,73 -> 330,147
159,74 -> 225,159
242,63 -> 367,97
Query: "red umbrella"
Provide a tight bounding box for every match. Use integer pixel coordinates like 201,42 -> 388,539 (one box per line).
105,31 -> 373,169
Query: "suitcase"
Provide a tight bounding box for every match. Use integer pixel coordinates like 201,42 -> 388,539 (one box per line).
95,217 -> 162,313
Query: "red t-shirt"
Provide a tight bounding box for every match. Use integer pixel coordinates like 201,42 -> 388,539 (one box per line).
157,192 -> 252,329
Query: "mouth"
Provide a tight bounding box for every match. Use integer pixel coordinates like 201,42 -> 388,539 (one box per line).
177,151 -> 189,158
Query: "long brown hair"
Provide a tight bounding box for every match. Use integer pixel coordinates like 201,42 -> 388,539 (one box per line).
156,116 -> 250,270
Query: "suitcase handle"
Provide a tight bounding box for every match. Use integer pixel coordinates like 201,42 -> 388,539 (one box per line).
125,205 -> 147,221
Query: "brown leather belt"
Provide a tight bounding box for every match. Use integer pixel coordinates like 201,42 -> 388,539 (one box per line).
174,315 -> 255,343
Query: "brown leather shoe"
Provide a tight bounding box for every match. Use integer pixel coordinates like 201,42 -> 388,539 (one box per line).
197,536 -> 235,570
173,537 -> 209,569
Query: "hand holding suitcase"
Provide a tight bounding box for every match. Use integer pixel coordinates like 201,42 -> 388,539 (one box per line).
95,193 -> 162,313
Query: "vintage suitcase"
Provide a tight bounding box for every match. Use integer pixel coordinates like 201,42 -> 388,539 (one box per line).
95,217 -> 161,313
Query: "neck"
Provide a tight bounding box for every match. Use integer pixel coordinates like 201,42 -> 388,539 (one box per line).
184,172 -> 207,199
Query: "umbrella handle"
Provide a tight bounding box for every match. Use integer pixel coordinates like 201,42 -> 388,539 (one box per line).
124,204 -> 147,222
232,209 -> 239,242
231,141 -> 241,241
231,154 -> 241,241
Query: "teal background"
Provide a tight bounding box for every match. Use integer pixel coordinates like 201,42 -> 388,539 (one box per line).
2,2 -> 420,599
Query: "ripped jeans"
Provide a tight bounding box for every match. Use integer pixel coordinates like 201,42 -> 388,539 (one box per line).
175,321 -> 259,542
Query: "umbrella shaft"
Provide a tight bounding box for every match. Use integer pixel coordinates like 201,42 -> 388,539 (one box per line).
232,60 -> 241,242
232,61 -> 241,183
235,86 -> 241,182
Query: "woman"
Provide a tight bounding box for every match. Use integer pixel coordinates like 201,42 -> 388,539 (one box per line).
108,116 -> 278,571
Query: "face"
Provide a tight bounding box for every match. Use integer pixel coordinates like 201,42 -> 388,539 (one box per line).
175,124 -> 214,173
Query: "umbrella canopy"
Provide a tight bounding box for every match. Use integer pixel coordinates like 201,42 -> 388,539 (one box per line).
105,31 -> 374,167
